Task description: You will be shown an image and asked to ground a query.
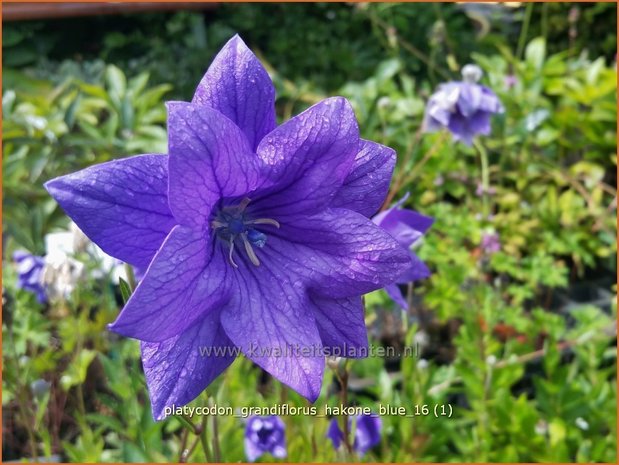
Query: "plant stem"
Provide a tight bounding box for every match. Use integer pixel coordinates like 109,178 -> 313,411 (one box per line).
199,421 -> 213,463
209,397 -> 222,462
516,2 -> 534,60
474,139 -> 491,219
363,8 -> 451,80
384,131 -> 447,208
176,414 -> 198,434
333,361 -> 353,456
178,428 -> 189,463
7,324 -> 39,459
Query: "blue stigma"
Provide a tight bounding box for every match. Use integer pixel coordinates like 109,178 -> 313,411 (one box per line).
210,198 -> 280,268
247,229 -> 267,248
228,218 -> 246,235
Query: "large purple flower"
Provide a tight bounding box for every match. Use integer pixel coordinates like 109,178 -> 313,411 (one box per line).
327,414 -> 382,457
45,35 -> 412,419
372,194 -> 433,309
423,64 -> 504,145
244,416 -> 286,462
13,251 -> 47,303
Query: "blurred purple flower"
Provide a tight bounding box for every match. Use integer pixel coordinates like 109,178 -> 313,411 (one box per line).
372,194 -> 433,309
45,35 -> 412,420
327,414 -> 382,457
481,232 -> 501,254
475,182 -> 497,197
13,251 -> 46,303
504,74 -> 518,89
245,416 -> 287,462
423,64 -> 504,145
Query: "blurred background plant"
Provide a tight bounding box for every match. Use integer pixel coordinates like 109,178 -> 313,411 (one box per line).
2,2 -> 616,462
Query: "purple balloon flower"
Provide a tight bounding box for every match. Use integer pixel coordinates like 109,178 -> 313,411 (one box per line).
372,194 -> 433,309
423,64 -> 504,145
244,416 -> 287,462
13,251 -> 47,303
327,414 -> 382,457
45,35 -> 413,420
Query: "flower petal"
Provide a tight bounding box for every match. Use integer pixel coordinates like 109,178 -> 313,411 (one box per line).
253,97 -> 360,218
192,35 -> 276,150
457,83 -> 483,117
141,307 -> 235,420
244,438 -> 264,463
167,102 -> 267,228
220,265 -> 324,402
331,140 -> 396,217
45,154 -> 175,269
310,294 -> 368,358
267,208 -> 412,298
354,415 -> 382,456
109,225 -> 231,342
448,111 -> 491,145
479,86 -> 504,113
327,419 -> 344,449
397,252 -> 431,283
373,208 -> 434,248
384,283 -> 408,309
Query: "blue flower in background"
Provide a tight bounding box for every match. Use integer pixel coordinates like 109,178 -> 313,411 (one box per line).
13,251 -> 46,303
245,416 -> 287,462
373,194 -> 433,309
327,414 -> 382,457
423,64 -> 504,145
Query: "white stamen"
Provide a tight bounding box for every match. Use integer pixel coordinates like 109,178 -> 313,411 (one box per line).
242,234 -> 261,266
247,218 -> 280,228
238,197 -> 252,211
211,220 -> 226,229
228,239 -> 239,268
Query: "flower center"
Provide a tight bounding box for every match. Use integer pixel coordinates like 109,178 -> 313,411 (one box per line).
211,198 -> 279,268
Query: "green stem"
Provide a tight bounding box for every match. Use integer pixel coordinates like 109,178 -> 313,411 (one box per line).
475,139 -> 491,219
176,414 -> 197,434
199,413 -> 213,462
7,324 -> 39,459
209,397 -> 222,462
516,3 -> 534,59
331,360 -> 352,458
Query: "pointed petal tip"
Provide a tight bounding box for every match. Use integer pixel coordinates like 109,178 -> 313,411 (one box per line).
43,178 -> 56,193
303,384 -> 321,404
227,33 -> 247,48
153,409 -> 167,422
43,175 -> 67,198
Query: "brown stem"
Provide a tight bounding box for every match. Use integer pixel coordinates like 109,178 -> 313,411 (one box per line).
209,398 -> 222,462
178,428 -> 189,463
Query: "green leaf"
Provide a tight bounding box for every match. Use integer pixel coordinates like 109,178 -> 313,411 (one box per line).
105,65 -> 127,104
525,37 -> 546,71
118,277 -> 132,304
60,350 -> 97,391
548,418 -> 566,447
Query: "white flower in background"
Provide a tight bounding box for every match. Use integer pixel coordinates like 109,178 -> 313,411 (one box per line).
41,222 -> 129,300
41,252 -> 84,301
534,420 -> 548,435
575,417 -> 589,431
70,221 -> 90,254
